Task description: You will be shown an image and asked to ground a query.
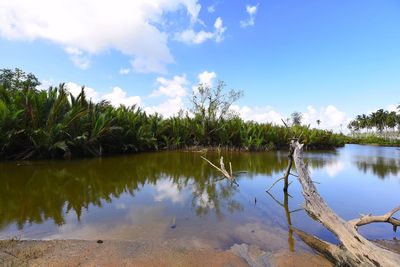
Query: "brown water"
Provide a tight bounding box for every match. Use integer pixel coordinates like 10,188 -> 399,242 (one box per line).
0,144 -> 399,255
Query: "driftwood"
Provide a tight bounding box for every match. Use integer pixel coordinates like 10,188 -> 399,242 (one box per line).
201,156 -> 238,185
291,140 -> 400,266
348,207 -> 400,232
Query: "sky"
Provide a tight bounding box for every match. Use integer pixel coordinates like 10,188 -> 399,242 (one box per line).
0,0 -> 399,131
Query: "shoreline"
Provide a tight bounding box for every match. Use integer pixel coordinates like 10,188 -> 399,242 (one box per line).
0,144 -> 343,162
0,239 -> 333,267
2,238 -> 398,266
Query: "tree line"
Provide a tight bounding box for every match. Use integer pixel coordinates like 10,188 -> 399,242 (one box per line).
347,107 -> 400,146
348,108 -> 400,135
0,68 -> 345,160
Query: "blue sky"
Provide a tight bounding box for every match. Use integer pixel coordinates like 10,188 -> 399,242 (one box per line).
0,0 -> 399,131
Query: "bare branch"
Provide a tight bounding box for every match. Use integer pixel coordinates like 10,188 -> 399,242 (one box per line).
201,156 -> 238,186
291,140 -> 400,266
348,206 -> 400,231
266,177 -> 284,192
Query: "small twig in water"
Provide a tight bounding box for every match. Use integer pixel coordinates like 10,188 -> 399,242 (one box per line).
266,177 -> 285,192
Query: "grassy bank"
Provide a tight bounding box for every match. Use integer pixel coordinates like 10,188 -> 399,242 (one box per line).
347,135 -> 400,147
0,69 -> 346,160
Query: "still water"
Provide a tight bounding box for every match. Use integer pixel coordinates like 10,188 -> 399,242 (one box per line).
0,144 -> 399,254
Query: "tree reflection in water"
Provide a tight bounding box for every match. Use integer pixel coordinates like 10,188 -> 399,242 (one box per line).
355,156 -> 400,179
0,149 -> 346,233
266,190 -> 303,252
0,151 -> 290,231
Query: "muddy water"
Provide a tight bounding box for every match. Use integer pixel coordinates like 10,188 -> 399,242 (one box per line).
0,145 -> 399,258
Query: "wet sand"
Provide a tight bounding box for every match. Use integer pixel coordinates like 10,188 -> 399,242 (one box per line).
0,239 -> 333,267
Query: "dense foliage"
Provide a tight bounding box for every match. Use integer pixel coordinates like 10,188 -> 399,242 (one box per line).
0,68 -> 345,159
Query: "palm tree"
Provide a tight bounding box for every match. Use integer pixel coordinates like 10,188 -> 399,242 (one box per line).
0,68 -> 347,159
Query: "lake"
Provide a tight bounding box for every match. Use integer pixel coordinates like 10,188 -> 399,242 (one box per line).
0,144 -> 399,257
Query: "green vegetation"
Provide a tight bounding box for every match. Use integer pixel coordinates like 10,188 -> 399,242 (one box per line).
0,68 -> 345,160
349,135 -> 400,147
348,107 -> 400,146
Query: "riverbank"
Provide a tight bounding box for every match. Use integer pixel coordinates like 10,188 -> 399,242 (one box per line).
0,239 -> 332,267
348,135 -> 400,147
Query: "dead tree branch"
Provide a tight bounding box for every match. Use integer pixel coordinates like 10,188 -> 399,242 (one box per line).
348,207 -> 400,232
291,140 -> 400,266
201,156 -> 238,186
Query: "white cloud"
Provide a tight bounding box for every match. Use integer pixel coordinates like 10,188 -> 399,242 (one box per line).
198,71 -> 217,87
103,87 -> 142,107
65,47 -> 90,70
150,75 -> 188,98
0,0 -> 202,73
37,79 -> 54,91
145,97 -> 185,118
195,191 -> 214,209
154,179 -> 186,203
119,68 -> 131,75
387,104 -> 399,113
214,17 -> 226,43
208,5 -> 216,13
65,82 -> 101,102
65,76 -> 187,117
175,17 -> 226,44
229,104 -> 349,132
302,105 -> 349,132
230,105 -> 284,125
147,74 -> 189,117
191,70 -> 217,94
325,161 -> 345,177
240,4 -> 259,28
65,82 -> 140,107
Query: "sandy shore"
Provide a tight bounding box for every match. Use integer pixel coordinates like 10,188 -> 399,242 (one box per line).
2,238 -> 398,266
0,239 -> 333,267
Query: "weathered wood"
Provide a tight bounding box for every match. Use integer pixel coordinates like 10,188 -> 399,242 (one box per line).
291,140 -> 400,267
201,156 -> 238,185
348,207 -> 400,231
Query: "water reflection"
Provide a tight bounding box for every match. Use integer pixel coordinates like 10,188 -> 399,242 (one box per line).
0,151 -> 290,231
355,156 -> 400,179
266,191 -> 297,252
0,145 -> 399,246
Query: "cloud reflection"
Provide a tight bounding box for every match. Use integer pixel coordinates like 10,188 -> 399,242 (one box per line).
154,178 -> 187,204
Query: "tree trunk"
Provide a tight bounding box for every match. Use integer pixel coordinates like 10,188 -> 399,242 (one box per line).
291,140 -> 400,266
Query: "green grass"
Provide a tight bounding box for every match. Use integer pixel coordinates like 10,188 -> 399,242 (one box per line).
347,135 -> 400,147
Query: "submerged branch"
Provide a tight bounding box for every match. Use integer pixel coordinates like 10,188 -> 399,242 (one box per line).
266,177 -> 285,192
